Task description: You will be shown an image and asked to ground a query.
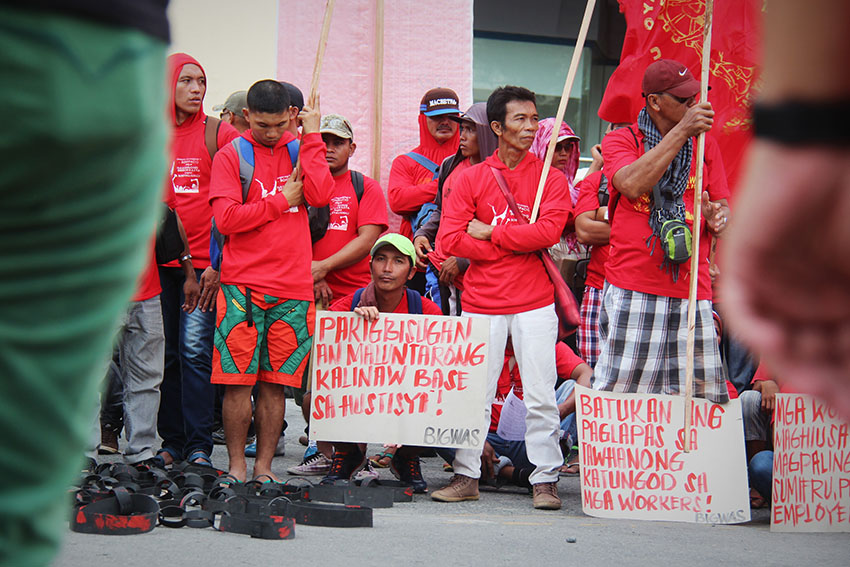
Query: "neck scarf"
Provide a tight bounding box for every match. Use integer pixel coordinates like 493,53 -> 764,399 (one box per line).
638,107 -> 692,280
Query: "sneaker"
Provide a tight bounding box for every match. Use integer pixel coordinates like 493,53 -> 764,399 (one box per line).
320,449 -> 366,484
431,474 -> 479,502
532,482 -> 562,510
98,423 -> 120,455
287,452 -> 332,476
391,453 -> 428,493
212,426 -> 226,445
245,435 -> 285,458
302,440 -> 318,461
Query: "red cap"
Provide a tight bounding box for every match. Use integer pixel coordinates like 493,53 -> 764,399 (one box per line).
641,59 -> 700,98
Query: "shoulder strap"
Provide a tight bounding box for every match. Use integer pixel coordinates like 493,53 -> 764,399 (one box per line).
351,288 -> 364,310
628,125 -> 641,151
231,137 -> 255,202
488,166 -> 529,226
286,139 -> 300,168
437,154 -> 457,196
205,116 -> 221,159
597,173 -> 609,207
350,170 -> 365,201
405,152 -> 439,179
405,289 -> 423,314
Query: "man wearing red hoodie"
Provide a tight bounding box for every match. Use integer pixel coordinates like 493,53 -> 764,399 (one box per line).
434,86 -> 572,510
388,88 -> 460,251
157,54 -> 240,468
209,80 -> 333,481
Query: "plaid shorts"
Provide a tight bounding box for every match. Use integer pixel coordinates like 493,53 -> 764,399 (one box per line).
577,285 -> 603,368
593,283 -> 729,403
211,285 -> 315,387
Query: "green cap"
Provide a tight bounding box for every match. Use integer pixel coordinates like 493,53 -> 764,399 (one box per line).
370,233 -> 417,267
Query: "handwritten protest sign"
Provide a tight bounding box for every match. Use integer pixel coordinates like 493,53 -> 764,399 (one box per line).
309,312 -> 489,449
771,393 -> 850,532
576,385 -> 750,524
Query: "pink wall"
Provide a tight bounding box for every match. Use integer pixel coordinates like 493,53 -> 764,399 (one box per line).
278,0 -> 473,229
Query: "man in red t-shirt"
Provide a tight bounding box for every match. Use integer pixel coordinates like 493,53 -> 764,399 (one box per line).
596,60 -> 730,403
312,114 -> 388,306
574,144 -> 608,368
388,88 -> 460,295
318,234 -> 441,493
157,54 -> 240,469
436,86 -> 572,510
209,80 -> 334,482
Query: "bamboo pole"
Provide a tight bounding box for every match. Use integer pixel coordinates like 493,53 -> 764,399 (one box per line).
683,0 -> 714,453
371,0 -> 385,181
530,0 -> 597,222
309,0 -> 336,102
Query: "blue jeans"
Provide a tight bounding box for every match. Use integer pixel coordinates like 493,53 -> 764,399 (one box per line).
436,433 -> 533,471
158,267 -> 216,458
749,450 -> 774,502
556,380 -> 578,446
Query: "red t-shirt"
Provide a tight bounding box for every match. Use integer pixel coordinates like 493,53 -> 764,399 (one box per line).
441,151 -> 572,314
329,289 -> 443,315
387,115 -> 459,239
133,241 -> 161,302
602,125 -> 730,300
429,159 -> 473,291
573,171 -> 610,290
490,342 -> 584,431
312,171 -> 388,297
209,131 -> 334,300
133,190 -> 177,302
165,117 -> 239,269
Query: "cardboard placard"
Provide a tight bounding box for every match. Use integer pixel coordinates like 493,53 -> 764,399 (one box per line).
771,393 -> 850,532
309,312 -> 488,449
576,385 -> 750,524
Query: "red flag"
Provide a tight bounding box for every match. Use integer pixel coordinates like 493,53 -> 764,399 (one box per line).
598,0 -> 762,192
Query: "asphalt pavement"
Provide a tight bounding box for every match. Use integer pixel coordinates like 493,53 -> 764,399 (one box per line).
55,399 -> 850,567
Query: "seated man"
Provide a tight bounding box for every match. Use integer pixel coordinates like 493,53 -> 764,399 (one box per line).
287,113 -> 387,476
740,363 -> 790,507
441,341 -> 592,487
321,234 -> 443,492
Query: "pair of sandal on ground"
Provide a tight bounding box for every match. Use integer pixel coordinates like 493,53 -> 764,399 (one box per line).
155,447 -> 212,468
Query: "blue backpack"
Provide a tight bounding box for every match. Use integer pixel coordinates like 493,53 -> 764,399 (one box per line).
405,151 -> 439,233
350,287 -> 423,314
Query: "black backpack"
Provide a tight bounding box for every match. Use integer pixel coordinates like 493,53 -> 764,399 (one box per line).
308,170 -> 365,243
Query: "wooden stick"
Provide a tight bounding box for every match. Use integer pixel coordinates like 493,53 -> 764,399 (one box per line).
530,0 -> 597,222
684,0 -> 714,453
371,0 -> 385,181
309,0 -> 336,102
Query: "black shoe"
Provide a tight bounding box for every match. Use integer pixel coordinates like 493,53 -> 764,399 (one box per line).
320,449 -> 365,484
391,453 -> 428,493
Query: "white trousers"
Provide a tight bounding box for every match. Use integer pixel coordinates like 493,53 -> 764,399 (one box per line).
453,304 -> 562,484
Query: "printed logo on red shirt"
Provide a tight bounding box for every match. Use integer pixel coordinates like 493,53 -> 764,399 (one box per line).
328,195 -> 351,231
488,202 -> 530,226
171,158 -> 201,193
254,175 -> 297,212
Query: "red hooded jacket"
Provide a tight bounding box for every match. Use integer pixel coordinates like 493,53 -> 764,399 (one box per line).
388,114 -> 459,238
164,53 -> 239,270
209,129 -> 334,300
441,150 -> 572,314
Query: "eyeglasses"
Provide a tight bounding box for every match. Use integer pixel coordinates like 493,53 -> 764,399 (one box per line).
662,93 -> 695,106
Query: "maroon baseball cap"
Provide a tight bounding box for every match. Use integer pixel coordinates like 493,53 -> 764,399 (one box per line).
641,59 -> 700,98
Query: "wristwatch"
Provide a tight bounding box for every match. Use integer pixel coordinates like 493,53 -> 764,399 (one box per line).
180,254 -> 193,263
